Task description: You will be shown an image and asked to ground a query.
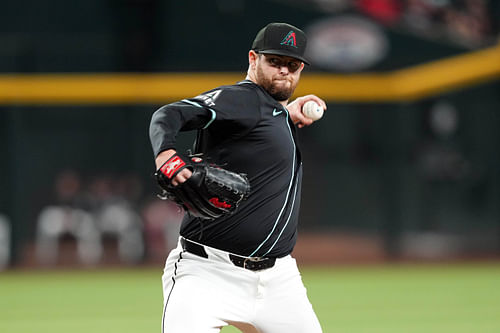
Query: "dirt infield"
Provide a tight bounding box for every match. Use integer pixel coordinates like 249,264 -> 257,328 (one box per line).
293,232 -> 386,265
17,232 -> 499,268
17,232 -> 385,268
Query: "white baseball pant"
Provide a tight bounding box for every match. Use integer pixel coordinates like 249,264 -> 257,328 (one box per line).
161,237 -> 322,333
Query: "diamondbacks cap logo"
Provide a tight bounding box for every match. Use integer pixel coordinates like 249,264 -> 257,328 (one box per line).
280,30 -> 297,48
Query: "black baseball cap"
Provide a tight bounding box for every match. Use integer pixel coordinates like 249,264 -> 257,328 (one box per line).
251,22 -> 310,65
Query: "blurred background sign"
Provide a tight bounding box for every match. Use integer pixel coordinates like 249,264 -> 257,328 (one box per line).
0,0 -> 499,269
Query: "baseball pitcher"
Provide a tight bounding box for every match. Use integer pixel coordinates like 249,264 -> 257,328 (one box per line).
150,22 -> 326,333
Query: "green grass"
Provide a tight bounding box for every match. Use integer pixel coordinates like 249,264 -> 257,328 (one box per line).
1,263 -> 499,333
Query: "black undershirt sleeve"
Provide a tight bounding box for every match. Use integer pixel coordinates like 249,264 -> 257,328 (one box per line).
149,101 -> 211,157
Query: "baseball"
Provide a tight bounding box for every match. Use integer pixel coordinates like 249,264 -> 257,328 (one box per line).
302,101 -> 324,121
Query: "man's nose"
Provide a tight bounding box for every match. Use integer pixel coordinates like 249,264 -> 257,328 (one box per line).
279,65 -> 289,74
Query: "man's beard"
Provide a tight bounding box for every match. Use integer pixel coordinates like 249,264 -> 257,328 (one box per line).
256,65 -> 297,101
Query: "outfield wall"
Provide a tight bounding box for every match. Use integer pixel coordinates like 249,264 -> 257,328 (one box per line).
1,0 -> 499,266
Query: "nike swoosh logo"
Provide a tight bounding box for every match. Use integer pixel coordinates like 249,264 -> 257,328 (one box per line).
272,108 -> 283,116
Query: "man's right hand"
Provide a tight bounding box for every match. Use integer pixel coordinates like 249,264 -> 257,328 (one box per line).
155,149 -> 193,186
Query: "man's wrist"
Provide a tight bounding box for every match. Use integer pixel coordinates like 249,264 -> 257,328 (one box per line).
155,149 -> 177,169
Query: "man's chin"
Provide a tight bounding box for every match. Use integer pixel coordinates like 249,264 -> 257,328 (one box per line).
275,85 -> 295,99
270,89 -> 293,101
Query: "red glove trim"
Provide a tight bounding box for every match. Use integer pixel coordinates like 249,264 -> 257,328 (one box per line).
160,156 -> 186,179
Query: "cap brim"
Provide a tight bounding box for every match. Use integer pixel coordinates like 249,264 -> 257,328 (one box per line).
256,49 -> 310,65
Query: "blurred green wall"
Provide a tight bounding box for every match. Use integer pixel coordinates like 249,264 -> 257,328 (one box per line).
1,0 -> 499,263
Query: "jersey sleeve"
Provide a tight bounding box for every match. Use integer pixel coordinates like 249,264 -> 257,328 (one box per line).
149,100 -> 212,157
149,83 -> 261,157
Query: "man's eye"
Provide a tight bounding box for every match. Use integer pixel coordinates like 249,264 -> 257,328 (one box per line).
269,58 -> 281,66
288,62 -> 299,72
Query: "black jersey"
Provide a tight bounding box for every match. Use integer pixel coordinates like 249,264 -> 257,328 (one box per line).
149,80 -> 303,258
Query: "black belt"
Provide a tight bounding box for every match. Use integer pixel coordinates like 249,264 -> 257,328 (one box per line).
180,238 -> 276,271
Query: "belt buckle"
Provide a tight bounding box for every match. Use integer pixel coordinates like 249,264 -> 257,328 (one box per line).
243,257 -> 265,269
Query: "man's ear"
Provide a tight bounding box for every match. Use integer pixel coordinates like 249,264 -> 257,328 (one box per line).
248,50 -> 258,68
295,62 -> 305,76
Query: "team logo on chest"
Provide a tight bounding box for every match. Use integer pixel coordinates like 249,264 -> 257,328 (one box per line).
196,89 -> 222,107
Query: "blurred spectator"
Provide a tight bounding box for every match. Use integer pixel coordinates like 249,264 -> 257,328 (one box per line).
0,214 -> 11,270
35,170 -> 102,266
291,0 -> 497,48
403,0 -> 443,31
88,174 -> 145,264
415,101 -> 464,232
356,0 -> 403,25
35,170 -> 146,266
402,0 -> 494,47
416,100 -> 469,182
142,198 -> 184,262
414,100 -> 488,231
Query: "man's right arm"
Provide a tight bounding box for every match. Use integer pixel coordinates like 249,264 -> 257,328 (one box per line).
150,101 -> 211,185
149,101 -> 211,157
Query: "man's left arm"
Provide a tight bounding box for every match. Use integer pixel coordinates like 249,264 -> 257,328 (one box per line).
286,95 -> 327,128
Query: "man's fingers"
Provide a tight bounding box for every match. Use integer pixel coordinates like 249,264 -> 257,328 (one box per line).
172,169 -> 193,186
297,118 -> 313,128
299,95 -> 327,110
297,107 -> 315,127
